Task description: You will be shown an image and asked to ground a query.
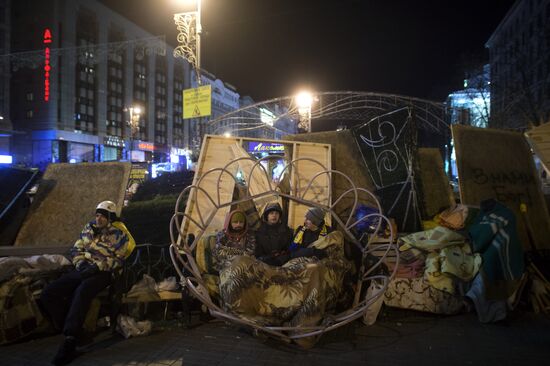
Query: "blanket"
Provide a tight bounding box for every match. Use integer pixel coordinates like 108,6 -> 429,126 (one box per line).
216,231 -> 352,346
0,255 -> 71,345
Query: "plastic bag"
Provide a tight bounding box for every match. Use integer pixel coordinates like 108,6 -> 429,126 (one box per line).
362,281 -> 385,326
116,315 -> 152,339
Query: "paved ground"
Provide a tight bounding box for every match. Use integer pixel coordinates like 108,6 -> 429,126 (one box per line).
2,308 -> 549,366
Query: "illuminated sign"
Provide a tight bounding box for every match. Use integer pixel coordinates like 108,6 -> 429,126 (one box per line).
260,107 -> 275,126
103,135 -> 125,148
170,147 -> 188,156
248,142 -> 285,154
0,155 -> 13,164
183,85 -> 212,119
43,29 -> 52,102
137,142 -> 155,151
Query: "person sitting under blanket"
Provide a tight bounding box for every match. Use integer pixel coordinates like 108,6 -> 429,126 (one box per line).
213,210 -> 256,270
254,202 -> 293,266
289,207 -> 333,260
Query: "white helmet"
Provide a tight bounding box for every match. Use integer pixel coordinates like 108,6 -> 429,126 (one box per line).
96,200 -> 117,220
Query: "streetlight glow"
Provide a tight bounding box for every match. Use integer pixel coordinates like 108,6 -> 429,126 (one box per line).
296,91 -> 313,109
295,91 -> 314,133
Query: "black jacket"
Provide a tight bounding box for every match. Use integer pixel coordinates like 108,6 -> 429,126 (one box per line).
255,221 -> 293,258
254,203 -> 293,265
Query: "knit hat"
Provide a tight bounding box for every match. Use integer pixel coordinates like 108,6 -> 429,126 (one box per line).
262,202 -> 283,221
305,207 -> 325,227
230,211 -> 246,224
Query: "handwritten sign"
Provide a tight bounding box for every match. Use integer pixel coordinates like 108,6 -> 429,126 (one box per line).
453,125 -> 550,250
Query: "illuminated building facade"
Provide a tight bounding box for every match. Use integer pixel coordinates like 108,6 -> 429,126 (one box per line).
447,64 -> 491,128
9,0 -> 193,169
0,0 -> 12,158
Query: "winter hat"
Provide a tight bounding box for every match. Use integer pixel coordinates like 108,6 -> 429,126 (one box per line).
230,211 -> 246,224
305,207 -> 325,227
262,202 -> 283,221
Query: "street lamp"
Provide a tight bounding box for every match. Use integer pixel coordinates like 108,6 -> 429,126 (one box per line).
173,0 -> 202,84
295,91 -> 313,132
125,106 -> 142,161
174,0 -> 204,155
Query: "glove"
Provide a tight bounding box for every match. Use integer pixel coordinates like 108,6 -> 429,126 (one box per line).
77,261 -> 99,278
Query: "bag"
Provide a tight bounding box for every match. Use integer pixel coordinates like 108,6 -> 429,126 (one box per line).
362,280 -> 385,325
116,315 -> 152,339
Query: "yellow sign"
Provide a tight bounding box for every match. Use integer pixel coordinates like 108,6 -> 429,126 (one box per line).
183,85 -> 212,119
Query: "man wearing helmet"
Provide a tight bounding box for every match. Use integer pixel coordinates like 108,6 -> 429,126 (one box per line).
40,200 -> 135,366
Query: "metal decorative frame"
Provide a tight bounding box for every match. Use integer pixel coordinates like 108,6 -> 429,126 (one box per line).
170,155 -> 399,344
173,12 -> 201,84
203,91 -> 452,232
3,36 -> 166,71
204,91 -> 451,137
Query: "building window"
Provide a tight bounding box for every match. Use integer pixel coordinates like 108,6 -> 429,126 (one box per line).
26,92 -> 34,101
26,110 -> 33,118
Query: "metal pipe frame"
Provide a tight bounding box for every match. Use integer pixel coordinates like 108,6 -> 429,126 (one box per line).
169,155 -> 398,343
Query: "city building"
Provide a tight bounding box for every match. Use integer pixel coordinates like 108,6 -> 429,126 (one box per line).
0,0 -> 13,160
4,0 -> 298,172
191,70 -> 240,146
486,0 -> 550,129
8,0 -> 195,169
447,64 -> 491,128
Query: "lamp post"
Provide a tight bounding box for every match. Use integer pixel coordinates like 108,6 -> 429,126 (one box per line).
174,0 -> 203,154
296,91 -> 313,132
126,106 -> 142,161
174,0 -> 202,84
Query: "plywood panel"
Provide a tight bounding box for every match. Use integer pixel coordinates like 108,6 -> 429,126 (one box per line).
453,125 -> 550,249
183,136 -> 239,237
288,142 -> 331,229
15,162 -> 131,248
183,135 -> 331,236
286,131 -> 377,224
525,122 -> 550,172
417,148 -> 454,218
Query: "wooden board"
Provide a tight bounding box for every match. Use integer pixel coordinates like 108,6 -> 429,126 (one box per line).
525,122 -> 550,173
183,136 -> 240,237
453,125 -> 550,249
417,148 -> 454,218
285,130 -> 377,225
183,135 -> 331,236
15,162 -> 131,248
288,142 -> 331,229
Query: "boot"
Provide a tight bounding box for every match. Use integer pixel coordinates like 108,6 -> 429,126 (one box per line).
51,336 -> 76,365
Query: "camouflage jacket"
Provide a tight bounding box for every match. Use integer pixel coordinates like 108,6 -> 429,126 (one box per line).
70,221 -> 134,272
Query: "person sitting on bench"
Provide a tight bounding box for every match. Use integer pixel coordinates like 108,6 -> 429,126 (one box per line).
40,200 -> 134,366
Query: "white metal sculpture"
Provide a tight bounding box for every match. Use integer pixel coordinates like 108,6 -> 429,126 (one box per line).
170,155 -> 399,344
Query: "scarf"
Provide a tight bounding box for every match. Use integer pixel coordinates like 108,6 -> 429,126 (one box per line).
292,224 -> 328,247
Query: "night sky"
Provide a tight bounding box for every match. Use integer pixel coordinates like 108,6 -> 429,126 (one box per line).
101,0 -> 516,102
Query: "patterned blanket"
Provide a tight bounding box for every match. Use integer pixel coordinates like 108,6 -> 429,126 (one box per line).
216,231 -> 352,346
